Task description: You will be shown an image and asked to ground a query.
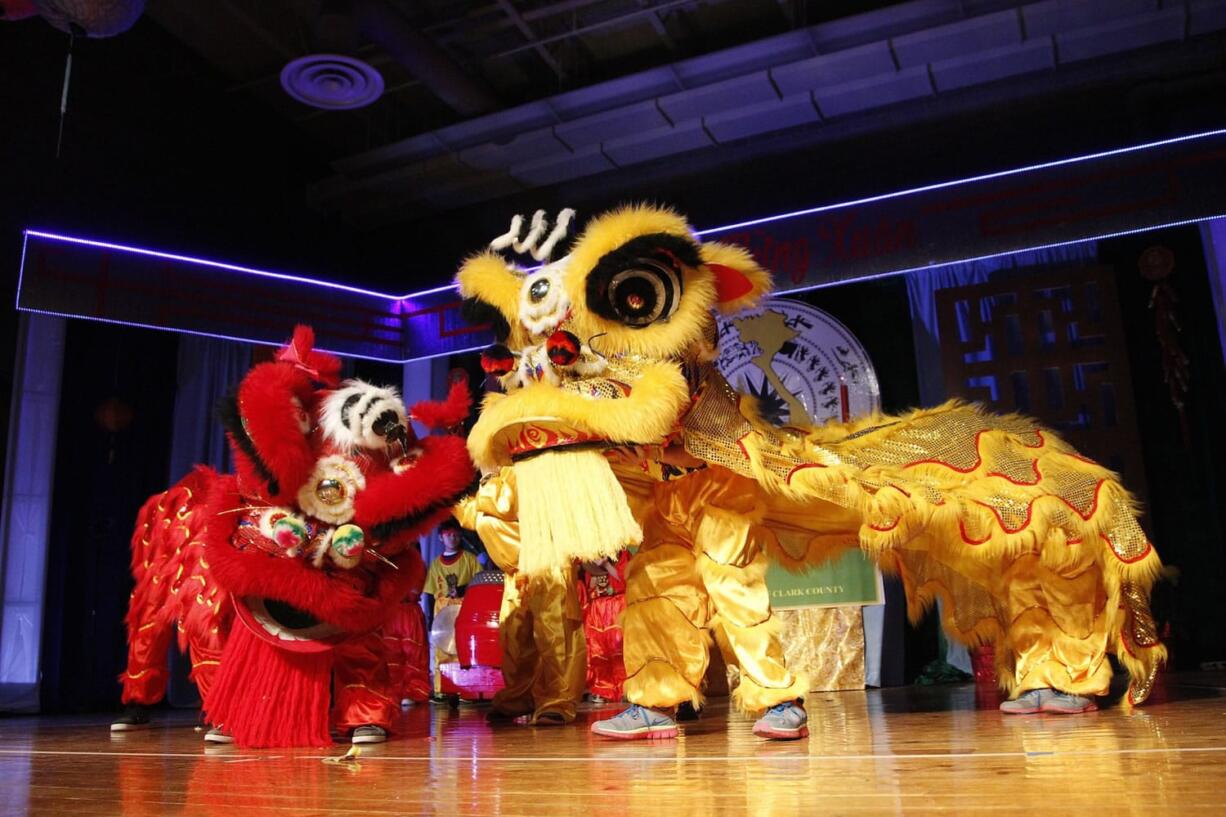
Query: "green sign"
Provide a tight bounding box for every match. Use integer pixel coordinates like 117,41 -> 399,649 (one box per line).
766,548 -> 882,610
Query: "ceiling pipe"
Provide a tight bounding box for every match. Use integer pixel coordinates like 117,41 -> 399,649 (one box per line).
351,0 -> 498,117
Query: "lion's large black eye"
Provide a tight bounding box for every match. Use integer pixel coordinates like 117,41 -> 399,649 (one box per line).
606,258 -> 681,327
586,232 -> 698,328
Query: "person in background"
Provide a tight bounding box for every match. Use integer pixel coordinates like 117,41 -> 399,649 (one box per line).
382,542 -> 432,706
424,519 -> 483,701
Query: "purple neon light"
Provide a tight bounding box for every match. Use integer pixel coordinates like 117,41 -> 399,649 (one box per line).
22,230 -> 408,301
21,126 -> 1226,306
389,126 -> 1226,299
773,212 -> 1226,297
14,232 -> 30,311
694,127 -> 1226,237
17,127 -> 1226,363
15,305 -> 407,365
19,211 -> 1226,363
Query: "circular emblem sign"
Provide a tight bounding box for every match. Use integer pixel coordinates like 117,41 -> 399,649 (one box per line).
716,298 -> 880,426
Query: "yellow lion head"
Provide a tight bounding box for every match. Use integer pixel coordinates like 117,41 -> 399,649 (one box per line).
456,204 -> 771,471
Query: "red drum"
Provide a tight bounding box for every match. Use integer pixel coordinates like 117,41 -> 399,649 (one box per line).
438,570 -> 506,701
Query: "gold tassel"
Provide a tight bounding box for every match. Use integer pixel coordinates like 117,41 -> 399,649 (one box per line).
513,448 -> 642,576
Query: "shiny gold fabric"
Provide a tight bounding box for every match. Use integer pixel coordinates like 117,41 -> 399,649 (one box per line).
623,468 -> 807,713
455,473 -> 587,723
768,607 -> 865,693
456,201 -> 1164,710
494,569 -> 586,723
998,553 -> 1113,696
679,370 -> 1165,704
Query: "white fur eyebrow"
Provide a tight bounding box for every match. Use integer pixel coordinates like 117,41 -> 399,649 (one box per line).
490,208 -> 576,262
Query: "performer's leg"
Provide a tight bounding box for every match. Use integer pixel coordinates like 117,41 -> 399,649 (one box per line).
620,534 -> 710,710
526,572 -> 586,724
431,603 -> 459,697
594,508 -> 706,739
693,473 -> 806,716
490,576 -> 539,718
997,551 -> 1112,714
120,616 -> 175,706
586,594 -> 626,701
334,632 -> 397,738
381,628 -> 407,704
402,605 -> 432,703
184,626 -> 225,704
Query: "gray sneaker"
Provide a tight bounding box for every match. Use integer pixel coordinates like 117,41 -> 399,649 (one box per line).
590,704 -> 678,740
752,700 -> 808,740
351,725 -> 388,744
203,727 -> 234,744
1041,690 -> 1097,714
999,688 -> 1047,714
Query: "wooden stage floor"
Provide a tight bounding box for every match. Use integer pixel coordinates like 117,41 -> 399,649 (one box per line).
1,674 -> 1224,816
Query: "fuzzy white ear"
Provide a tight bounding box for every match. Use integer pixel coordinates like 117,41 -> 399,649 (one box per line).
700,241 -> 773,314
320,380 -> 407,451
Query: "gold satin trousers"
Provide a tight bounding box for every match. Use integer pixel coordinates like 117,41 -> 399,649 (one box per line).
455,471 -> 587,723
623,468 -> 806,713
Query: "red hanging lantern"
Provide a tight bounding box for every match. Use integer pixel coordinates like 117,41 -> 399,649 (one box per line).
28,0 -> 145,37
0,1 -> 39,20
94,397 -> 134,433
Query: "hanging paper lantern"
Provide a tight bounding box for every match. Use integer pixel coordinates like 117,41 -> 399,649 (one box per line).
94,397 -> 134,432
0,1 -> 39,20
30,0 -> 145,37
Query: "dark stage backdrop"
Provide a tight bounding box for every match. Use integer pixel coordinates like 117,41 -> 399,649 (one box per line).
40,322 -> 179,714
1101,226 -> 1226,669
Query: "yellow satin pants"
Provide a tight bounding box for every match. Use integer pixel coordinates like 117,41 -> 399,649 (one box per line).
998,552 -> 1113,697
455,471 -> 587,723
623,468 -> 806,713
493,569 -> 587,722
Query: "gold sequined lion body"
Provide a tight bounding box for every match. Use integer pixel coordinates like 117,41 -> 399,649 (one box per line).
455,204 -> 1164,712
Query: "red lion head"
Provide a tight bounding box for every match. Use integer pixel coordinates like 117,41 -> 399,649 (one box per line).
201,326 -> 474,746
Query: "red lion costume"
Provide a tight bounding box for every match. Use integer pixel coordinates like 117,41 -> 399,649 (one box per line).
119,326 -> 474,747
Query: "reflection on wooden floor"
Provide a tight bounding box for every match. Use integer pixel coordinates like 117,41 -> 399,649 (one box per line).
1,674 -> 1224,816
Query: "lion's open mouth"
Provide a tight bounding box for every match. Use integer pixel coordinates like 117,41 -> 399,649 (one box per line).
236,596 -> 346,651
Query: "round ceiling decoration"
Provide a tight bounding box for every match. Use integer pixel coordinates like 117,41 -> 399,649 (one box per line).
280,54 -> 384,111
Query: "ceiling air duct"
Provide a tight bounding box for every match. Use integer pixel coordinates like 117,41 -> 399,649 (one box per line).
280,0 -> 384,111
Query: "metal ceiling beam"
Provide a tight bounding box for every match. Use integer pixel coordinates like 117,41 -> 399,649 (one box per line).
429,0 -> 719,46
353,0 -> 499,116
494,0 -> 567,80
638,0 -> 680,53
482,0 -> 713,62
426,0 -> 625,39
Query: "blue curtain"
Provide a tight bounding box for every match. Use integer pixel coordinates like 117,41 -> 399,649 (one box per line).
0,315 -> 66,712
906,244 -> 1102,409
165,336 -> 251,705
166,336 -> 253,483
166,333 -> 252,480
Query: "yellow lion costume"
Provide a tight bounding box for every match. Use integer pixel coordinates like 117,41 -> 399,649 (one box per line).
455,205 -> 1164,735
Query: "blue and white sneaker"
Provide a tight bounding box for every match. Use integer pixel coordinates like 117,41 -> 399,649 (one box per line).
999,688 -> 1097,715
590,704 -> 678,740
752,700 -> 808,740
